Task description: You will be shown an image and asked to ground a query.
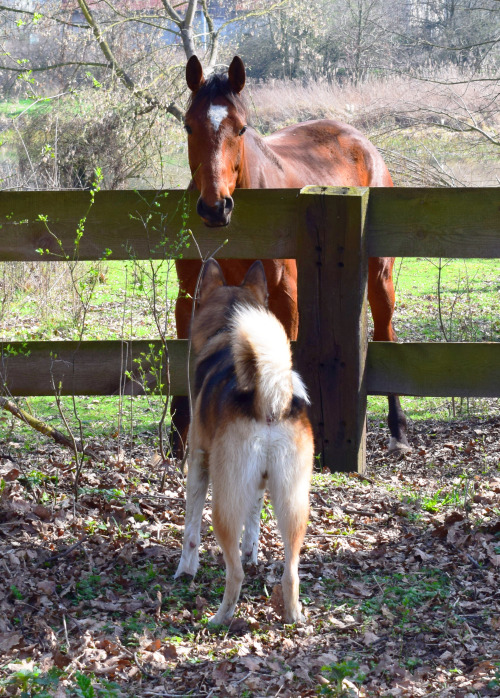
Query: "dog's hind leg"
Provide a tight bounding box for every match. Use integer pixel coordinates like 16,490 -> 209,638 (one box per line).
208,434 -> 251,625
268,443 -> 312,624
175,448 -> 209,579
241,487 -> 265,565
210,496 -> 245,626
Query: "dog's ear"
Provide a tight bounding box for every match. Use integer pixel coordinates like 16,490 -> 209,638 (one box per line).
199,259 -> 226,302
241,260 -> 268,306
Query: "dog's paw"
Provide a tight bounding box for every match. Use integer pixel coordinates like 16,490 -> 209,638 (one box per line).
241,549 -> 258,566
283,604 -> 305,625
174,555 -> 199,579
208,611 -> 233,627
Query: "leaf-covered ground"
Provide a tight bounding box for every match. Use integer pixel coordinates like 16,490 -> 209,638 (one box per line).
0,416 -> 499,698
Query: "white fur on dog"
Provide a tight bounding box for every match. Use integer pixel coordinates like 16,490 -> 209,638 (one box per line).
231,306 -> 298,421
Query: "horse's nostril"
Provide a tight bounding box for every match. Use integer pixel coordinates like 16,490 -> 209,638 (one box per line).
197,196 -> 232,226
197,197 -> 213,217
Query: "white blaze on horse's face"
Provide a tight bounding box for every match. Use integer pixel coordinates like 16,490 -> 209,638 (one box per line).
207,104 -> 228,132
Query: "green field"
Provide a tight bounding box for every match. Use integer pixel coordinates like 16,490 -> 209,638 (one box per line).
0,97 -> 54,118
5,257 -> 498,343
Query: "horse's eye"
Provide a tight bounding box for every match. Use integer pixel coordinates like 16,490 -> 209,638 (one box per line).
184,123 -> 192,135
239,126 -> 247,136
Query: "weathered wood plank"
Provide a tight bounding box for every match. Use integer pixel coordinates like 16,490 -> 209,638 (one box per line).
0,340 -> 190,396
296,188 -> 369,473
0,189 -> 301,262
1,187 -> 499,262
367,342 -> 500,397
3,340 -> 500,399
367,187 -> 500,258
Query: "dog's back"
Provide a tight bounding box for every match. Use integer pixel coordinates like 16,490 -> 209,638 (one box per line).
193,302 -> 310,449
177,260 -> 313,625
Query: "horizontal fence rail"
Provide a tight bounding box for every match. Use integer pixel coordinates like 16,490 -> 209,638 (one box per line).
1,187 -> 499,261
2,340 -> 499,399
1,186 -> 499,472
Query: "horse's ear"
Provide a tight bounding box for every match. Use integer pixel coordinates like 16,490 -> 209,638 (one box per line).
228,56 -> 246,94
199,259 -> 226,301
186,55 -> 205,92
242,261 -> 268,306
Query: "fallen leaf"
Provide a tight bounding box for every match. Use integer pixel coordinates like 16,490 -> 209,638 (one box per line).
269,584 -> 284,617
363,631 -> 379,645
38,580 -> 56,596
0,632 -> 23,652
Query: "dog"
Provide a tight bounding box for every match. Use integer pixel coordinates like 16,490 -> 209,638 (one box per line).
174,259 -> 313,625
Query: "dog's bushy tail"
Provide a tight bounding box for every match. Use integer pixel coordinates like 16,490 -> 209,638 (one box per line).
231,305 -> 296,422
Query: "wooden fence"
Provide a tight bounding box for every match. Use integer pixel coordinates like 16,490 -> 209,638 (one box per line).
1,186 -> 499,473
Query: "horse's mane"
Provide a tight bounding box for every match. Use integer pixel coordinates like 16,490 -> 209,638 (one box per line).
187,73 -> 247,115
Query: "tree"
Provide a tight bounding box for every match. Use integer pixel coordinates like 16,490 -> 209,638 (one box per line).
0,1 -> 282,115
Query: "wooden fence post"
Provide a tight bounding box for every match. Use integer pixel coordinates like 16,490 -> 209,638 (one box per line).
296,187 -> 369,473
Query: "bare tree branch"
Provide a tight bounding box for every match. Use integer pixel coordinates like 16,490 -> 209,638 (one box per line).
77,0 -> 136,91
0,4 -> 89,29
76,0 -> 183,120
200,0 -> 218,71
160,0 -> 197,57
0,62 -> 109,72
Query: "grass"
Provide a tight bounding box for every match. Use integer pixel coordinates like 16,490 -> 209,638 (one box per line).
0,98 -> 54,119
392,257 -> 500,343
3,259 -> 179,341
3,258 -> 498,342
2,395 -> 170,448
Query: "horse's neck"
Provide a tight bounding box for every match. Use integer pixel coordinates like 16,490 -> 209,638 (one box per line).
238,129 -> 286,189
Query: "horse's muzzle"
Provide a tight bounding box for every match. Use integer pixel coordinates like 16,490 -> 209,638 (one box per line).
197,196 -> 234,227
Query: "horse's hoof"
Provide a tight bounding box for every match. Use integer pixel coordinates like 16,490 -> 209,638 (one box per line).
388,437 -> 412,455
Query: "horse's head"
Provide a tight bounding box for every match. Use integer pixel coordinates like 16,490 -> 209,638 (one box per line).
185,55 -> 247,227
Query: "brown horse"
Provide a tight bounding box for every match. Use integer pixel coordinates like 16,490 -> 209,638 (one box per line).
171,55 -> 409,458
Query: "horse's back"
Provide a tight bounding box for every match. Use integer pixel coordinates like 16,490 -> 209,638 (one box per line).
263,119 -> 393,188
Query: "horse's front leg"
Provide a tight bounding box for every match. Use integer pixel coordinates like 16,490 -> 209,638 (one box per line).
170,260 -> 203,459
264,259 -> 298,341
368,256 -> 410,454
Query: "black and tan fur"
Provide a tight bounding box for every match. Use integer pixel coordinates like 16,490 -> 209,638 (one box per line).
175,259 -> 313,625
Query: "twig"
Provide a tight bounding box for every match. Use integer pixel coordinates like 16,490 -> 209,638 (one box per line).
133,651 -> 155,680
349,472 -> 376,485
131,493 -> 185,502
305,533 -> 366,542
141,688 -> 211,698
341,507 -> 379,517
40,536 -> 88,565
464,552 -> 481,570
311,490 -> 329,506
63,615 -> 71,651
